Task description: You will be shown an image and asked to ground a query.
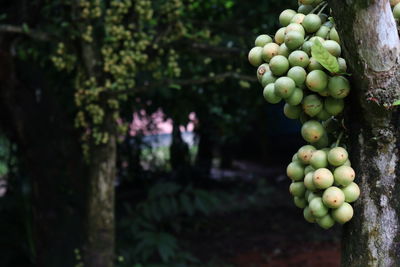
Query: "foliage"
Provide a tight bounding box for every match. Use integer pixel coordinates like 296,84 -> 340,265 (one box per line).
117,182 -> 223,266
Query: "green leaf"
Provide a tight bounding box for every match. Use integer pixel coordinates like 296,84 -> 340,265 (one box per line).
311,39 -> 339,73
393,100 -> 400,106
169,84 -> 181,90
22,23 -> 30,33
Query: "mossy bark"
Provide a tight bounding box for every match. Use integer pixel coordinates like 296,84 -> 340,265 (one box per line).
84,112 -> 116,267
328,1 -> 400,266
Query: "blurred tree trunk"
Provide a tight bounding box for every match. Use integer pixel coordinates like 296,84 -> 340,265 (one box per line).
78,21 -> 116,266
84,112 -> 116,267
195,129 -> 214,176
328,1 -> 400,266
0,41 -> 86,267
170,120 -> 190,173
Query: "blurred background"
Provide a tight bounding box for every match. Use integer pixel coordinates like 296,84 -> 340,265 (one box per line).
0,0 -> 340,266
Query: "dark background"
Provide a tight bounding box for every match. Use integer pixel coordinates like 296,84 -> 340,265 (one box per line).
0,0 -> 341,266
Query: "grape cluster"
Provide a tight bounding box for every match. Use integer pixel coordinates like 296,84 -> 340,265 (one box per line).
248,0 -> 361,229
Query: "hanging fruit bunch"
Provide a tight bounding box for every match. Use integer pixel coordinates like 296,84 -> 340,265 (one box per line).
248,0 -> 364,229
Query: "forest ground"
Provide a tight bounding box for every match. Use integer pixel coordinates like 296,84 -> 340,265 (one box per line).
182,161 -> 341,267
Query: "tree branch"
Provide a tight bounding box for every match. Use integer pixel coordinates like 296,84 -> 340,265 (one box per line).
0,24 -> 51,41
106,71 -> 257,96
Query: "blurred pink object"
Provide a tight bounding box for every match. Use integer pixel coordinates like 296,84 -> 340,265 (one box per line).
130,109 -> 196,136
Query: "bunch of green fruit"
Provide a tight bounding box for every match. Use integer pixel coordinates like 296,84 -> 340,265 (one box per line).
287,145 -> 360,229
248,0 -> 360,228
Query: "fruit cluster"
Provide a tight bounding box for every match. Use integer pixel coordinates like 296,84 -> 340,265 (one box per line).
288,145 -> 359,229
248,0 -> 361,229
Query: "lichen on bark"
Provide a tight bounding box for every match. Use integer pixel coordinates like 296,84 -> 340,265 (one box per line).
328,1 -> 400,266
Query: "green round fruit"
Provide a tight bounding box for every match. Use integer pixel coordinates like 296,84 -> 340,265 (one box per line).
270,55 -> 290,76
285,23 -> 306,35
274,76 -> 296,98
302,94 -> 323,117
304,165 -> 315,175
313,131 -> 329,149
290,182 -> 306,197
394,3 -> 400,19
300,0 -> 315,4
298,145 -> 316,164
304,171 -> 317,191
286,88 -> 304,106
286,161 -> 305,181
328,76 -> 350,99
302,14 -> 322,33
263,83 -> 282,104
333,165 -> 355,186
342,182 -> 360,203
301,120 -> 325,143
317,214 -> 335,229
309,36 -> 325,44
323,40 -> 341,57
313,168 -> 334,189
292,153 -> 299,162
338,58 -> 347,73
316,214 -> 335,229
257,63 -> 269,82
343,159 -> 351,167
305,190 -> 311,200
279,9 -> 297,27
284,103 -> 302,119
309,197 -> 329,218
275,27 -> 286,44
307,192 -> 321,203
316,108 -> 331,121
322,186 -> 345,208
287,66 -> 307,87
299,112 -> 311,124
302,41 -> 313,56
325,97 -> 344,116
310,150 -> 328,169
255,34 -> 273,47
285,31 -> 305,50
329,27 -> 340,43
278,43 -> 291,58
294,196 -> 307,208
291,13 -> 306,24
298,4 -> 313,15
316,25 -> 330,39
262,43 -> 280,62
306,70 -> 328,92
288,50 -> 310,68
261,71 -> 277,87
318,88 -> 330,97
248,47 -> 263,67
328,147 -> 349,166
303,206 -> 316,223
319,13 -> 329,24
332,202 -> 354,224
307,57 -> 324,71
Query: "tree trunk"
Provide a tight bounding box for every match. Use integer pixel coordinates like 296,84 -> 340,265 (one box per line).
195,129 -> 214,176
328,1 -> 400,266
0,42 -> 86,267
170,120 -> 190,173
84,113 -> 117,267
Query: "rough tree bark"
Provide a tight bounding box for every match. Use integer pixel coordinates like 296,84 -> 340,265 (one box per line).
85,112 -> 116,267
328,1 -> 400,266
78,18 -> 117,266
